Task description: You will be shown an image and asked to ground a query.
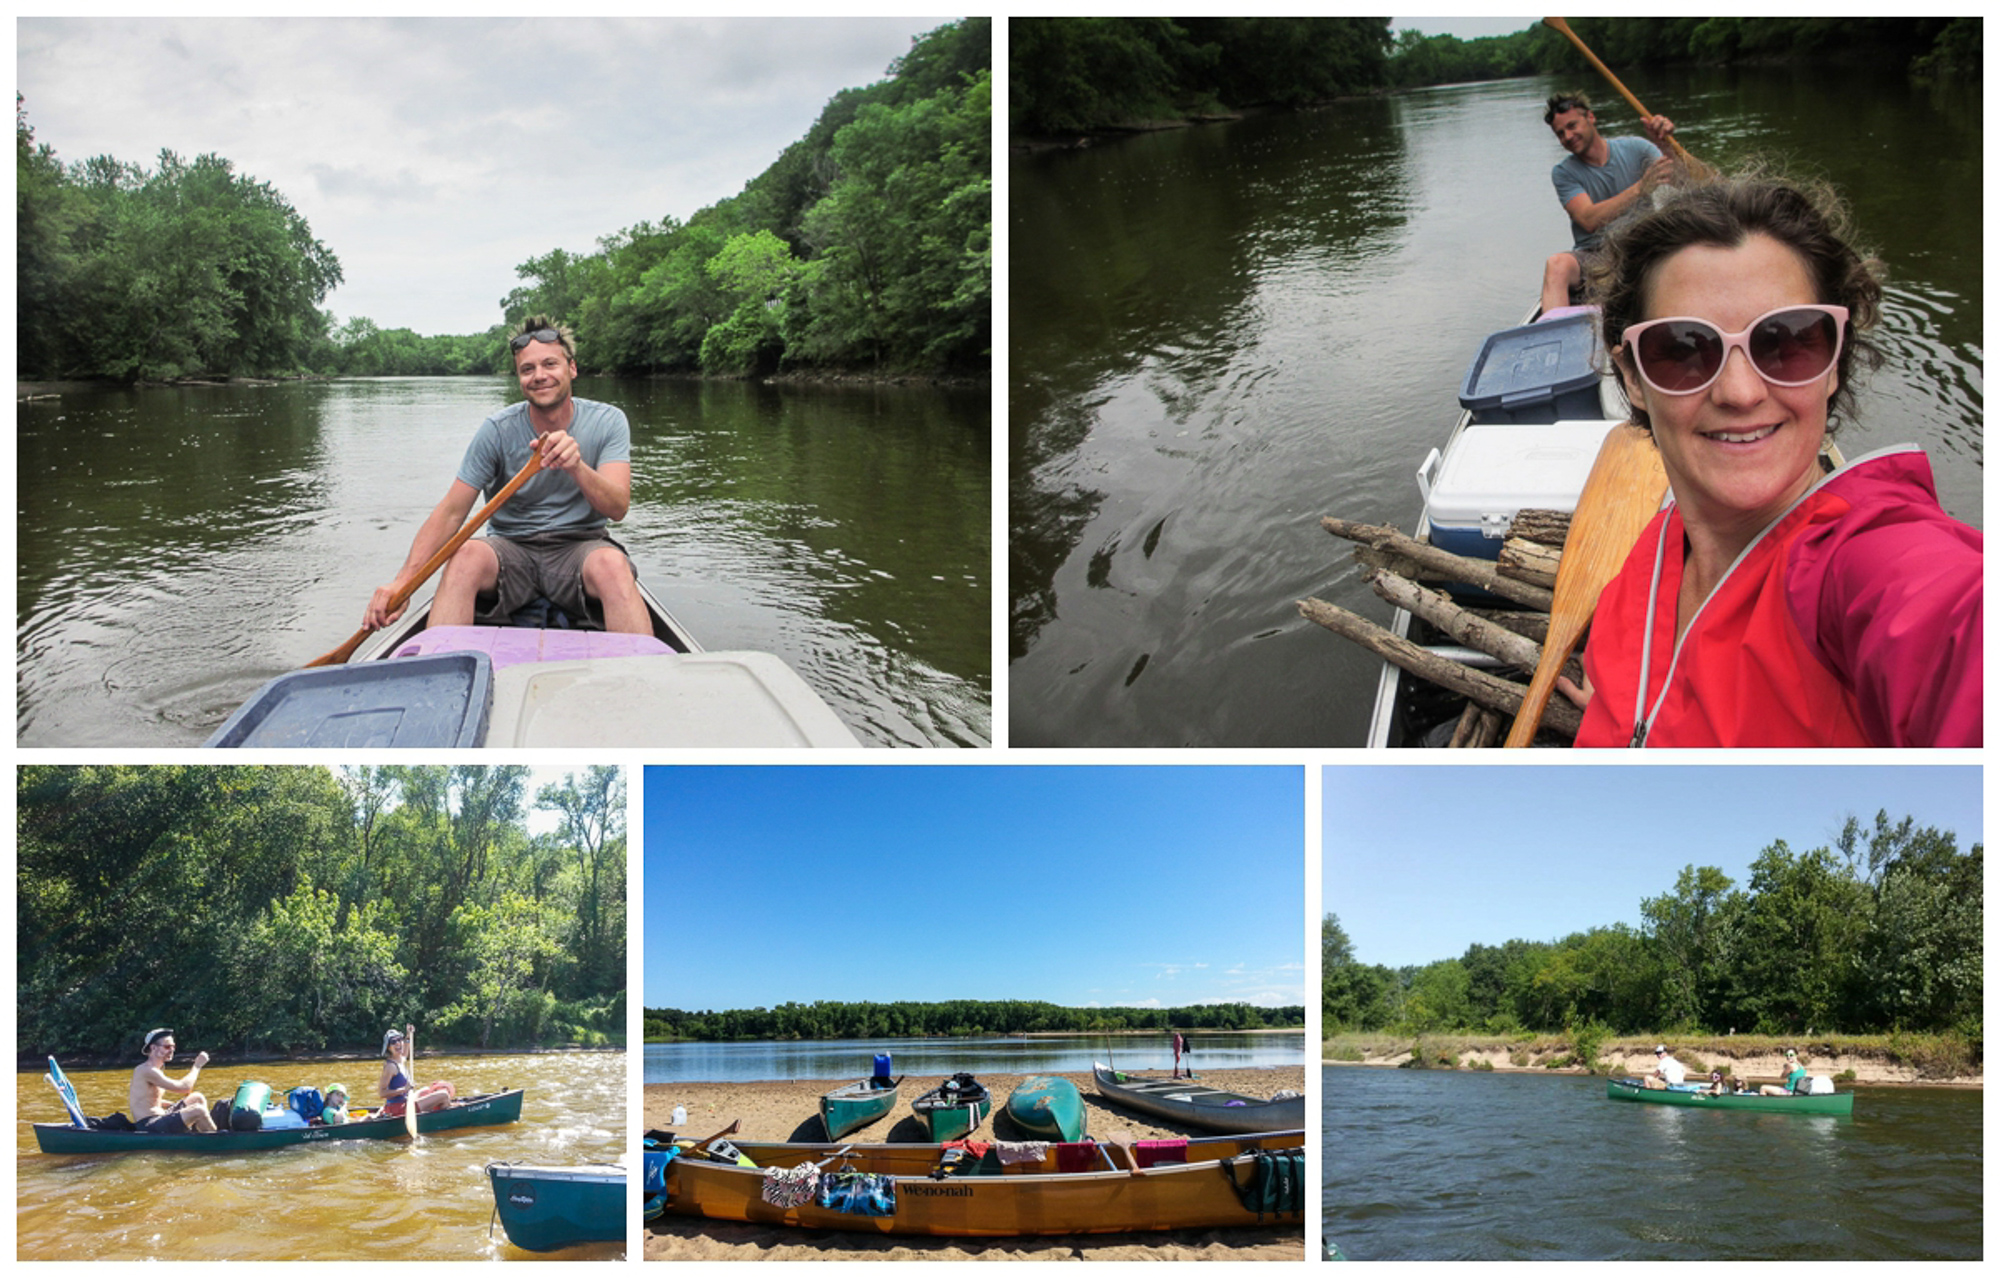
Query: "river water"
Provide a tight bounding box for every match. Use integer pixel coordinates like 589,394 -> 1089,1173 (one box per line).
645,1032 -> 1306,1083
17,1051 -> 626,1260
17,376 -> 990,748
1322,1065 -> 1980,1260
1011,65 -> 1982,746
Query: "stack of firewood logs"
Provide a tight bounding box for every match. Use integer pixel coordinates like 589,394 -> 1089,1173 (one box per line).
1298,509 -> 1584,746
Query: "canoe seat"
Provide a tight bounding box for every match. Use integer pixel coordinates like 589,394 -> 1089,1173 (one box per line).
393,625 -> 671,671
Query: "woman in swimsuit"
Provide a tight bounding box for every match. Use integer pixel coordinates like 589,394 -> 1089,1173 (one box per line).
378,1024 -> 457,1117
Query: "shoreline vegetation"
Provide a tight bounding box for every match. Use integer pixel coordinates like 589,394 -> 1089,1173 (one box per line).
21,1043 -> 621,1073
1325,814 -> 1982,1090
1323,1032 -> 1981,1087
18,18 -> 989,386
1010,18 -> 1975,148
19,766 -> 629,1061
645,999 -> 1304,1043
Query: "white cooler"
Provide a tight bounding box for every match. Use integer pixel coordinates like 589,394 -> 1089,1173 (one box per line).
1418,419 -> 1624,560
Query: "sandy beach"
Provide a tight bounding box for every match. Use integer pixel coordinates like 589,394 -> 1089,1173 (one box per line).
643,1067 -> 1306,1261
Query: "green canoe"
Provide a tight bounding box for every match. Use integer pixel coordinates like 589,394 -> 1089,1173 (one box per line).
487,1161 -> 625,1252
1006,1074 -> 1086,1142
1606,1078 -> 1854,1116
34,1087 -> 525,1154
912,1073 -> 992,1141
818,1076 -> 901,1139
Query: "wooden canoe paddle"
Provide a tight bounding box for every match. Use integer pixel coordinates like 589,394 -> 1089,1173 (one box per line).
304,450 -> 544,668
403,1022 -> 418,1139
1503,422 -> 1668,746
1543,17 -> 1714,181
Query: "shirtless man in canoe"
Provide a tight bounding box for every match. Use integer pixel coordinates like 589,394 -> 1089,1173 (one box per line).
130,1027 -> 218,1133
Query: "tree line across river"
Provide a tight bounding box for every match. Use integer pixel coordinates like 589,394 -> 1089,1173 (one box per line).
18,765 -> 628,1059
1325,811 -> 1981,1050
646,999 -> 1305,1042
16,18 -> 988,385
1011,17 -> 1977,136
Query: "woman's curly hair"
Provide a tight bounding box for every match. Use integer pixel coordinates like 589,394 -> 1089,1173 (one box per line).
1587,164 -> 1885,436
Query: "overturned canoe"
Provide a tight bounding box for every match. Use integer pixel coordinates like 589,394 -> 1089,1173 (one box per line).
487,1161 -> 626,1252
911,1073 -> 992,1141
34,1088 -> 525,1155
1093,1064 -> 1306,1135
819,1076 -> 901,1140
1007,1074 -> 1086,1142
657,1130 -> 1305,1237
1605,1078 -> 1854,1116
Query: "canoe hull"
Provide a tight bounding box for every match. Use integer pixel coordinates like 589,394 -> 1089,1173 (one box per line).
914,1087 -> 992,1142
488,1162 -> 626,1252
819,1078 -> 900,1140
1092,1064 -> 1305,1135
1605,1078 -> 1854,1116
33,1088 -> 524,1154
660,1131 -> 1304,1237
1007,1074 -> 1086,1142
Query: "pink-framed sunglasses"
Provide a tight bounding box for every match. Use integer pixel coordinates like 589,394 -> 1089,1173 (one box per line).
1620,304 -> 1848,396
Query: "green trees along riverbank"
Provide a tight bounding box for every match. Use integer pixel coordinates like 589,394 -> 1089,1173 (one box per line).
1010,17 -> 1977,137
18,766 -> 627,1058
645,999 -> 1304,1042
16,17 -> 988,384
1325,811 -> 1981,1055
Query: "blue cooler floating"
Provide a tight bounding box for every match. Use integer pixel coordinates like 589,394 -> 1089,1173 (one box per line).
205,651 -> 494,748
1458,311 -> 1601,425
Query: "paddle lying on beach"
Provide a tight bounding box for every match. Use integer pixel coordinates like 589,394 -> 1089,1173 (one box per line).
1543,16 -> 1714,180
1503,422 -> 1668,746
304,451 -> 543,668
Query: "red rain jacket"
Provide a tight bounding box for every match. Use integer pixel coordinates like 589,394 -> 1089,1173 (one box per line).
1577,446 -> 1981,748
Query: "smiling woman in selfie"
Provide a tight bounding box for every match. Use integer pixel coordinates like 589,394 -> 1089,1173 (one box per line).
1568,171 -> 1981,748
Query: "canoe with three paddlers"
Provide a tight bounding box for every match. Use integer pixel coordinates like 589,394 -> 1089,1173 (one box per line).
1092,1063 -> 1306,1135
1605,1076 -> 1855,1116
651,1128 -> 1305,1237
206,578 -> 859,748
34,1086 -> 526,1155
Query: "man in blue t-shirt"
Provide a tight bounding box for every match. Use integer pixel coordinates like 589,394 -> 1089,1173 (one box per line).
363,316 -> 649,635
1539,91 -> 1679,314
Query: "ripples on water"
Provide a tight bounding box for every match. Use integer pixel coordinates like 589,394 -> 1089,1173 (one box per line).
17,376 -> 990,747
1322,1065 -> 1980,1260
1011,67 -> 1981,747
16,1052 -> 626,1261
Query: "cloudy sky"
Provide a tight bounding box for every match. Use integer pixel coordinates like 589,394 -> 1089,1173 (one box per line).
18,17 -> 959,335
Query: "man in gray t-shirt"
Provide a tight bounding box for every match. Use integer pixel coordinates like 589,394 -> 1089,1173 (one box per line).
363,315 -> 649,635
1538,91 -> 1678,314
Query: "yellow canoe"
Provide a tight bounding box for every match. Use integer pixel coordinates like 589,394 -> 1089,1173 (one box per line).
658,1129 -> 1303,1237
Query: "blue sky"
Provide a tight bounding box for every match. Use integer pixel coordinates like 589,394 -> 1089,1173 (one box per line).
1325,765 -> 1981,968
644,766 -> 1305,1011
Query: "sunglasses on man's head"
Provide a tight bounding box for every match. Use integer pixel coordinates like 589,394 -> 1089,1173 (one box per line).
510,328 -> 563,352
1621,304 -> 1847,396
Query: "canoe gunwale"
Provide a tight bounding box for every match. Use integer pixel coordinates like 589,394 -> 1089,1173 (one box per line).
32,1087 -> 525,1155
